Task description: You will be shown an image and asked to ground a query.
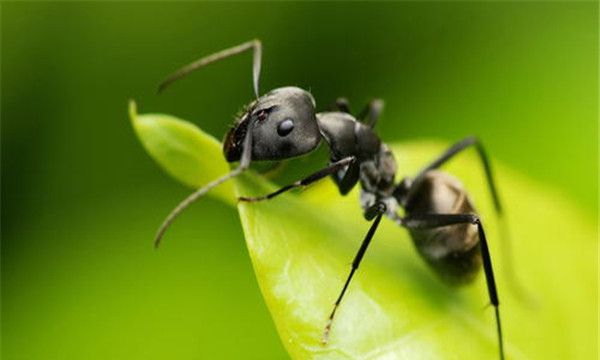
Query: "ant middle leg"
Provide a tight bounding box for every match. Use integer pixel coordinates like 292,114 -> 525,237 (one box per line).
322,202 -> 387,344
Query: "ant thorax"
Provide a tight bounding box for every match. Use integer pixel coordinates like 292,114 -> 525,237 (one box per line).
316,111 -> 399,218
358,144 -> 400,219
358,143 -> 397,196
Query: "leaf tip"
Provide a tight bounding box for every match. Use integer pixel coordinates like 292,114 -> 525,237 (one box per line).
128,99 -> 138,125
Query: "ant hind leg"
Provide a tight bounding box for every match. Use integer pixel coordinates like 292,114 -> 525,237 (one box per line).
402,213 -> 505,360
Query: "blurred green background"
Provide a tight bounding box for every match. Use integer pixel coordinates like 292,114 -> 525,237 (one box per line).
2,2 -> 597,359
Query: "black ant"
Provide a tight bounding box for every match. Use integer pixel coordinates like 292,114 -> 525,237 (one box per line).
154,40 -> 505,359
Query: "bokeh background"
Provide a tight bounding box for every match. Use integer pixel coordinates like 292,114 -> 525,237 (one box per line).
2,2 -> 597,359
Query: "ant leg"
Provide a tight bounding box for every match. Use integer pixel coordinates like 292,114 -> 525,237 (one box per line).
158,39 -> 262,98
331,160 -> 360,195
335,97 -> 352,113
411,136 -> 501,213
154,122 -> 255,248
238,156 -> 356,202
402,213 -> 504,360
357,99 -> 384,128
322,202 -> 386,344
409,137 -> 530,302
332,98 -> 384,129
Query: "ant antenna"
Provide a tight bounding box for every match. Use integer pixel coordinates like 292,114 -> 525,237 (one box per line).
157,39 -> 262,98
154,120 -> 254,248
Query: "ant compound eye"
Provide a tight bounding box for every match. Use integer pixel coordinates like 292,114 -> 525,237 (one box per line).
277,118 -> 294,137
256,110 -> 267,122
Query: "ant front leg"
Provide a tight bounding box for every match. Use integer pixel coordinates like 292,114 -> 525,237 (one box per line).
402,213 -> 505,360
238,156 -> 356,203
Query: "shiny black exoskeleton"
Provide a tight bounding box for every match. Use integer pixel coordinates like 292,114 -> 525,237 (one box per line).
154,40 -> 506,359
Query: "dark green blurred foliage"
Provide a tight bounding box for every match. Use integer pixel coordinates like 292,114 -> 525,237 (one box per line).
2,2 -> 597,359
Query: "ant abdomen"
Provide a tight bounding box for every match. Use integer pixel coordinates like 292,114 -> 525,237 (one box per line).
404,171 -> 483,284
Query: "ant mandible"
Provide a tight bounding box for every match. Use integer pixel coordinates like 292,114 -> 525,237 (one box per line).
154,39 -> 505,360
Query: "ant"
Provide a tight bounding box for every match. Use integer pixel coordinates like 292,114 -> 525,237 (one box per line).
154,40 -> 505,360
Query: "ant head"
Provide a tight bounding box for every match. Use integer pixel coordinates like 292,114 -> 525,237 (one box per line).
224,87 -> 321,162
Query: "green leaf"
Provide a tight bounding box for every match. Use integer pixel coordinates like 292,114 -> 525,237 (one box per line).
130,103 -> 597,359
129,100 -> 235,206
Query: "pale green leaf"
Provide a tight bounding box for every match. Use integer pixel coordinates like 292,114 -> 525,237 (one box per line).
128,100 -> 234,205
130,104 -> 597,359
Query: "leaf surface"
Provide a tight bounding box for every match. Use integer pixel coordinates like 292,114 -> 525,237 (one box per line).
129,100 -> 234,205
130,103 -> 597,360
